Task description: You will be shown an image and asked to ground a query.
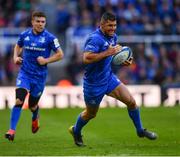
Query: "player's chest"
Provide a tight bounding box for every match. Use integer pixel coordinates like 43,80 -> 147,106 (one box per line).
23,35 -> 48,49
101,38 -> 116,51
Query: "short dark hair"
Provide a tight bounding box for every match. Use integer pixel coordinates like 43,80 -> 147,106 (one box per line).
32,11 -> 46,19
101,12 -> 116,21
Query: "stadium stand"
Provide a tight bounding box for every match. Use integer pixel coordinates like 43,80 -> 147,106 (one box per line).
0,0 -> 179,90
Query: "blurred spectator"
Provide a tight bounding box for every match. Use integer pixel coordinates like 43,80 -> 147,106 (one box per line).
4,45 -> 15,85
0,0 -> 179,87
56,2 -> 71,33
13,9 -> 29,27
73,9 -> 94,37
0,11 -> 6,27
66,44 -> 84,85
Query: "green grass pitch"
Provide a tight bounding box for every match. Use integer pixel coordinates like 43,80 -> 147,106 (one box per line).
0,106 -> 180,156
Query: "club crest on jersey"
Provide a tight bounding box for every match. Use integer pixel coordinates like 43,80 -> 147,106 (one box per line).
39,37 -> 45,43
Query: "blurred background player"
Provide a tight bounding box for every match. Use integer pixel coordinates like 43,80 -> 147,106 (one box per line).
5,11 -> 64,141
69,12 -> 157,147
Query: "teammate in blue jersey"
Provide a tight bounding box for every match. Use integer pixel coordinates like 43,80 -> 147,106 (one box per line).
5,11 -> 64,141
69,12 -> 157,146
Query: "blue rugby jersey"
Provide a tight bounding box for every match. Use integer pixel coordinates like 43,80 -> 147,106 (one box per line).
83,28 -> 117,86
17,28 -> 61,80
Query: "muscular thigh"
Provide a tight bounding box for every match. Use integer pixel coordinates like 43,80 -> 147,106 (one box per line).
107,83 -> 135,107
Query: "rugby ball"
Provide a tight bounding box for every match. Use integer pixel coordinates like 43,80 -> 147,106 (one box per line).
112,46 -> 133,65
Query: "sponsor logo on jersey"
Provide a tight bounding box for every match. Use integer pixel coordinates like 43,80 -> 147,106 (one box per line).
24,46 -> 45,51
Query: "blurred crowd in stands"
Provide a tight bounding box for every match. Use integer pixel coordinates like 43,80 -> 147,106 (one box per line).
0,0 -> 179,88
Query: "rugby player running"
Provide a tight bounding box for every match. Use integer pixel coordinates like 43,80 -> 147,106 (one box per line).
69,12 -> 157,147
5,11 -> 64,141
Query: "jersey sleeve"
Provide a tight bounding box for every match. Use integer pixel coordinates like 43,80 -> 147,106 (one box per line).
17,32 -> 25,47
49,36 -> 61,52
84,36 -> 102,53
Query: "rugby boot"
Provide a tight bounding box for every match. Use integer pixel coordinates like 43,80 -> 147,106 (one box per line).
5,129 -> 15,141
137,129 -> 157,140
32,116 -> 40,133
69,125 -> 85,147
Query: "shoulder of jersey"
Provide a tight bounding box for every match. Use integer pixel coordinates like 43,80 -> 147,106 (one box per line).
20,28 -> 31,36
89,31 -> 103,42
45,30 -> 57,38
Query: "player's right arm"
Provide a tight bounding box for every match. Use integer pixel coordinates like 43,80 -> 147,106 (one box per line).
83,44 -> 121,64
13,44 -> 23,65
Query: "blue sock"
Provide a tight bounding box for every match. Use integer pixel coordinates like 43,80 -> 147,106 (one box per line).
128,108 -> 143,133
32,106 -> 39,121
10,106 -> 22,130
74,114 -> 89,135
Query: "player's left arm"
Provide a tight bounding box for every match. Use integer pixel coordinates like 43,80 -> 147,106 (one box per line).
37,48 -> 64,65
37,37 -> 64,65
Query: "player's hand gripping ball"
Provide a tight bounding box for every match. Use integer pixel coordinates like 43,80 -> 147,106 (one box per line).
112,46 -> 133,66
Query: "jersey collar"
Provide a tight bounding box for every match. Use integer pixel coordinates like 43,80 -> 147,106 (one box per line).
31,28 -> 45,36
97,28 -> 114,39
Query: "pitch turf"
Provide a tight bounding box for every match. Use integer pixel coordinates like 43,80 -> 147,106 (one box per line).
0,106 -> 180,156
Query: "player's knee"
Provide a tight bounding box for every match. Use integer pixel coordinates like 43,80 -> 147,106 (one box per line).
88,112 -> 97,119
29,102 -> 38,112
84,113 -> 96,120
29,102 -> 37,109
82,110 -> 97,120
15,98 -> 24,106
15,98 -> 24,105
29,105 -> 38,112
127,96 -> 137,109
